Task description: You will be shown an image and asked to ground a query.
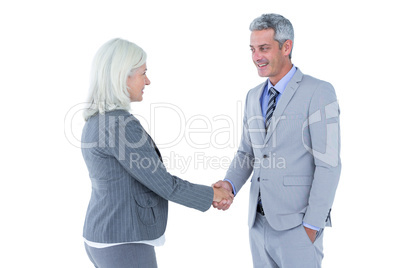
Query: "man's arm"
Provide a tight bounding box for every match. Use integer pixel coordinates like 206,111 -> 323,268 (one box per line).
303,81 -> 341,228
213,92 -> 255,210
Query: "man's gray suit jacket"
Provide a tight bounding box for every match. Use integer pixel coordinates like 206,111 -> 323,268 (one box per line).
225,68 -> 341,230
81,110 -> 213,243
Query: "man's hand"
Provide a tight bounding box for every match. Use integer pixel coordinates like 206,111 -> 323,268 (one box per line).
212,183 -> 234,208
212,180 -> 234,211
304,226 -> 317,243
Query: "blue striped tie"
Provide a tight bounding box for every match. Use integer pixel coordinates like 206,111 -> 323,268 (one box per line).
265,87 -> 279,132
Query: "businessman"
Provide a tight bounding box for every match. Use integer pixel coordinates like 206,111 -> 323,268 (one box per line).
213,13 -> 341,267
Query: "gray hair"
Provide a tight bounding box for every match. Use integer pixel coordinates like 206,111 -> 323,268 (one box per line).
249,13 -> 294,58
84,38 -> 147,121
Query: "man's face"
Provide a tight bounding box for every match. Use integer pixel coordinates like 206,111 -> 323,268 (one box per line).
250,29 -> 291,84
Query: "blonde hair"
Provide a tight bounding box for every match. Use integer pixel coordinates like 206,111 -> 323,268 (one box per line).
84,38 -> 147,120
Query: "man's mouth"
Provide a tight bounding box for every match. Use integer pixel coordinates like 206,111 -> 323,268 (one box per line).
257,63 -> 268,67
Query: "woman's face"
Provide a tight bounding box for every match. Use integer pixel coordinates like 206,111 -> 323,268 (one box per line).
127,63 -> 150,102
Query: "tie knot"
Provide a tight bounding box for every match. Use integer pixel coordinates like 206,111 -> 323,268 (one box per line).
269,87 -> 279,97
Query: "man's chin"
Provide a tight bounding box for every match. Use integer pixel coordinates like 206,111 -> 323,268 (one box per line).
257,71 -> 270,77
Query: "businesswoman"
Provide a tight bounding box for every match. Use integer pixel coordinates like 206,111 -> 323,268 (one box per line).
81,38 -> 233,268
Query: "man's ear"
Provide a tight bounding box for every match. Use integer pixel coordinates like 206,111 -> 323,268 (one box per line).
282,39 -> 293,57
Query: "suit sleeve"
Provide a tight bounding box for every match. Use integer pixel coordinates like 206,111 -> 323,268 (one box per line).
224,91 -> 255,193
303,81 -> 341,228
107,115 -> 213,212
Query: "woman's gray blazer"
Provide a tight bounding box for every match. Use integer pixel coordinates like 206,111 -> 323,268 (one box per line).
81,110 -> 213,243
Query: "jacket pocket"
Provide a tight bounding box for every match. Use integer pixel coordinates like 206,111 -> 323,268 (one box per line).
134,192 -> 160,226
283,175 -> 313,186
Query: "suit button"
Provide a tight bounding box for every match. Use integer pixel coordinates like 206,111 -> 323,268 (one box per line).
257,177 -> 260,182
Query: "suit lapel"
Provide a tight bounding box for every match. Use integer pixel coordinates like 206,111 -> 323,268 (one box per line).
252,81 -> 268,144
263,69 -> 303,145
136,119 -> 164,163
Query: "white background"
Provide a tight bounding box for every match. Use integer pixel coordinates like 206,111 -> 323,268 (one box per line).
1,0 -> 401,267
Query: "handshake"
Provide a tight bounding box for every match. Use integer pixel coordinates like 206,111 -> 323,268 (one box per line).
212,180 -> 234,211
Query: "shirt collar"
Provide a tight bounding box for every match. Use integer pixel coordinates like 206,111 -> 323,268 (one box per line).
267,65 -> 297,95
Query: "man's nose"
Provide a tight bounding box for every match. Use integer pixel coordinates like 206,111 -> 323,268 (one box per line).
252,51 -> 262,62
